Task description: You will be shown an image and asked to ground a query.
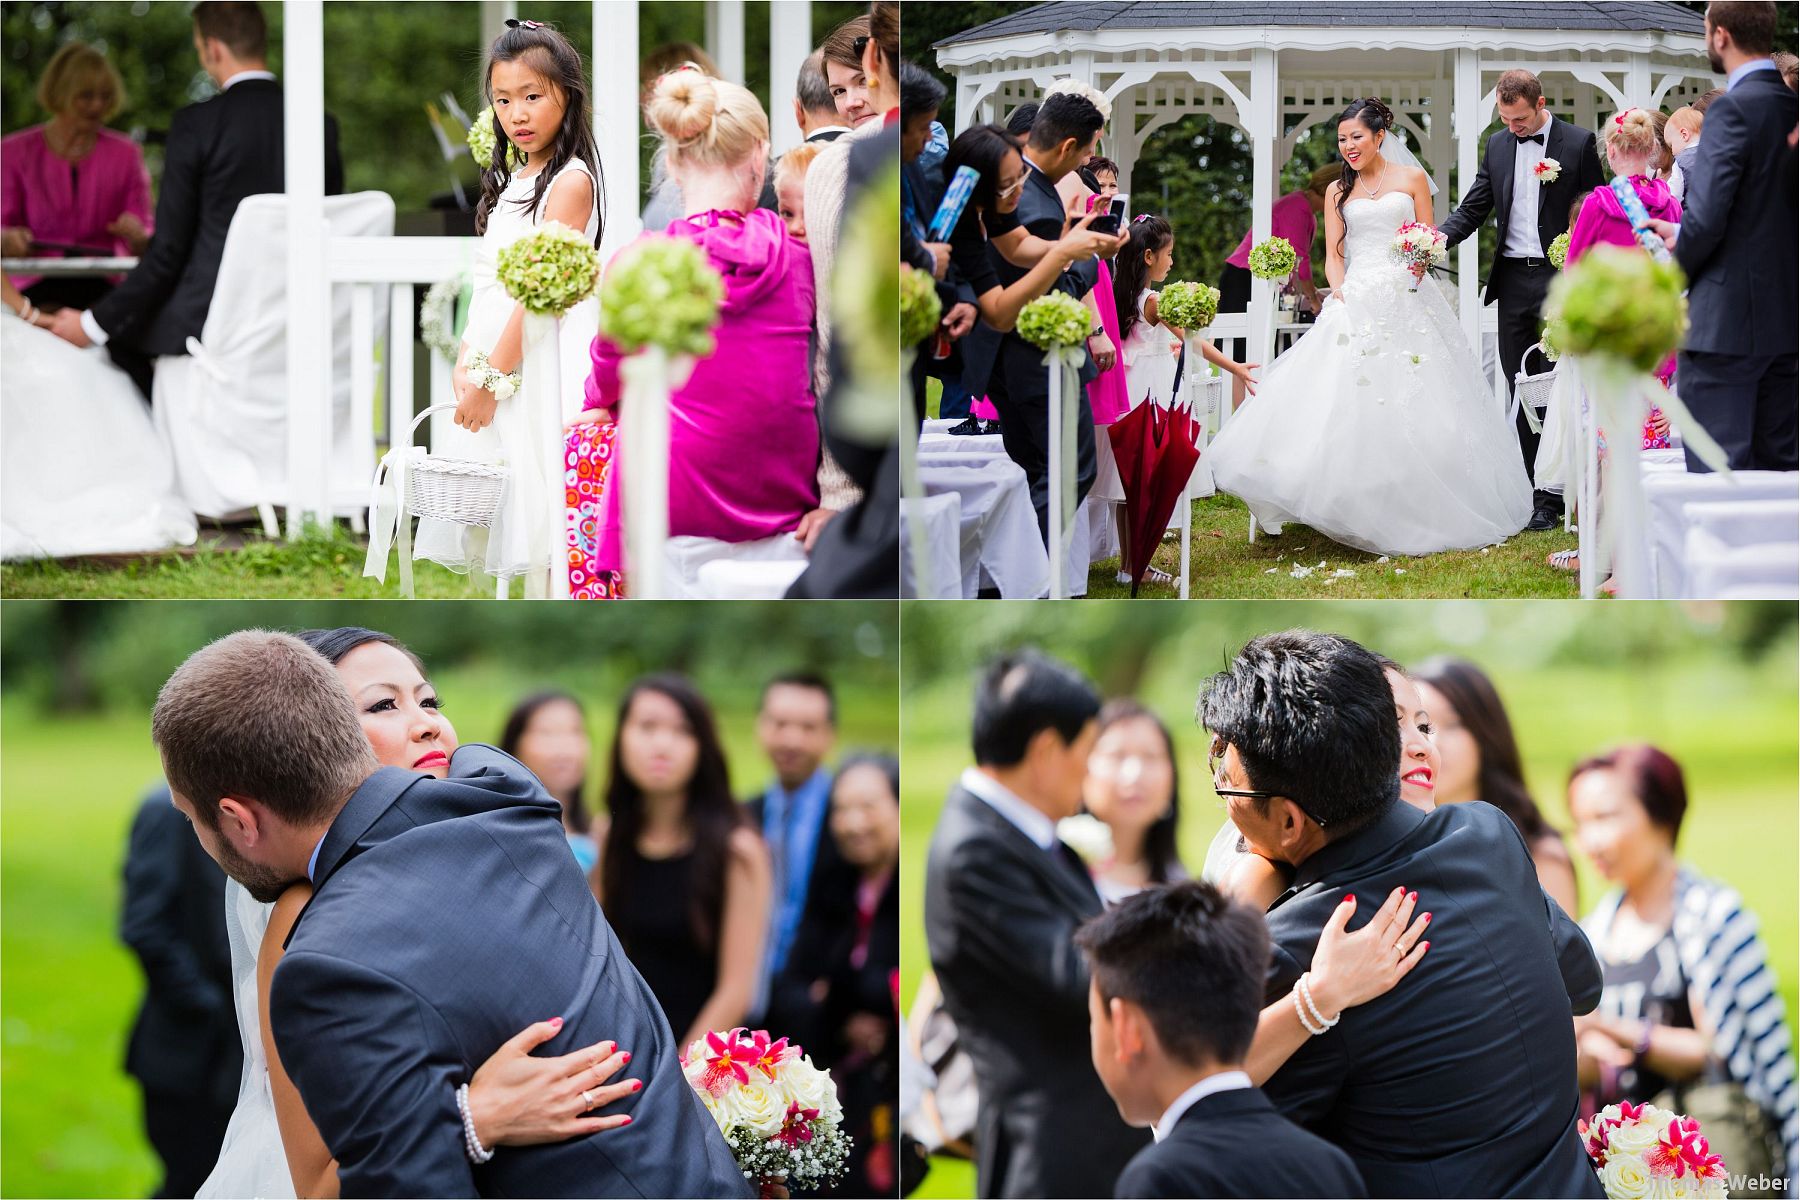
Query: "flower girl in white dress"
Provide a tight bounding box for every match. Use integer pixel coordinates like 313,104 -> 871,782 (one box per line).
414,20 -> 603,595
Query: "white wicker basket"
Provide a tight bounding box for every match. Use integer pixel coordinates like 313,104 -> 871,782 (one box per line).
1514,341 -> 1558,420
393,403 -> 509,528
1189,373 -> 1226,438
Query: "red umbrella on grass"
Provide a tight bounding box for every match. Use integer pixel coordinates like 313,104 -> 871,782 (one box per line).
1107,396 -> 1202,596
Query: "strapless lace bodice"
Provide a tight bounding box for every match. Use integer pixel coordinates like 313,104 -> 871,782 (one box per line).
1342,192 -> 1416,281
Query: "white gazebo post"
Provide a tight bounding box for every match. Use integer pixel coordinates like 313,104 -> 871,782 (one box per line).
1452,46 -> 1482,355
596,3 -> 643,256
705,0 -> 746,85
480,0 -> 517,50
285,0 -> 329,538
1247,48 -> 1278,381
770,0 -> 813,154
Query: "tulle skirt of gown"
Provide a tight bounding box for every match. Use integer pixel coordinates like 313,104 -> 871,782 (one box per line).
1203,262 -> 1532,557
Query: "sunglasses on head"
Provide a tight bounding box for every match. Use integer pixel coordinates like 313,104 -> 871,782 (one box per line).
852,34 -> 870,58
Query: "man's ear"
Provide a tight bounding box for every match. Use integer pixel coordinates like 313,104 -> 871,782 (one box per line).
216,796 -> 262,847
1111,996 -> 1145,1063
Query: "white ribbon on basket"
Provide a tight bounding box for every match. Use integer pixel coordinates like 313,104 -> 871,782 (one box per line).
362,444 -> 428,583
1042,343 -> 1085,600
619,346 -> 697,600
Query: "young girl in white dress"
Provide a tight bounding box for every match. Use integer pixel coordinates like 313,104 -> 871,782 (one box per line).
1097,215 -> 1257,585
414,19 -> 606,596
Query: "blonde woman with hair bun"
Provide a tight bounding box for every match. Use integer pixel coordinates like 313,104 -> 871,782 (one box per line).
570,64 -> 829,597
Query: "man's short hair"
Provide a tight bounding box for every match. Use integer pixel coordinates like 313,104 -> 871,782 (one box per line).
1075,881 -> 1270,1067
901,60 -> 946,125
1495,69 -> 1543,107
971,649 -> 1100,766
1198,631 -> 1400,835
1028,91 -> 1104,154
1706,1 -> 1778,56
796,50 -> 836,118
761,672 -> 836,725
152,630 -> 375,831
192,1 -> 268,60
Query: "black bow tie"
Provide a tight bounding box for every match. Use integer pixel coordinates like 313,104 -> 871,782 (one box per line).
1516,132 -> 1546,146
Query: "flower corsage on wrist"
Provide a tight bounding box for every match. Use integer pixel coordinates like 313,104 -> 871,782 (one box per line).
465,348 -> 521,402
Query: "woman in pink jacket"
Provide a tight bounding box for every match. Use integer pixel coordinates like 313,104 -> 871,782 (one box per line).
568,68 -> 822,598
2,43 -> 153,311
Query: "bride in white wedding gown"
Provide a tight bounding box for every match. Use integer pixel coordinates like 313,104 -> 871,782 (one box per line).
1206,99 -> 1532,557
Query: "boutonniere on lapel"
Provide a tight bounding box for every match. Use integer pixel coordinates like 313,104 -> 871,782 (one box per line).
1533,158 -> 1562,183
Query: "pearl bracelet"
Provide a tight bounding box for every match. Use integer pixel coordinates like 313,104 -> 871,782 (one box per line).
1297,972 -> 1340,1033
1292,983 -> 1328,1036
456,1082 -> 495,1164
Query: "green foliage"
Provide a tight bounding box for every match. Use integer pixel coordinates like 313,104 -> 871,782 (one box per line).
1547,244 -> 1687,373
1155,280 -> 1218,331
597,233 -> 723,354
1548,230 -> 1571,271
900,263 -> 942,347
1014,290 -> 1092,349
1246,234 -> 1298,279
497,220 -> 602,315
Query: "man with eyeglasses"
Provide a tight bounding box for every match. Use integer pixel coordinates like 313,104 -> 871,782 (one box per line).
1198,630 -> 1605,1198
924,649 -> 1149,1198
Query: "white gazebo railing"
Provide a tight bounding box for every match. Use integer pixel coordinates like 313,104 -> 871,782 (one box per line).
936,3 -> 1714,378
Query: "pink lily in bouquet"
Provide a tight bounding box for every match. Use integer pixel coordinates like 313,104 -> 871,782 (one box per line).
1389,221 -> 1448,292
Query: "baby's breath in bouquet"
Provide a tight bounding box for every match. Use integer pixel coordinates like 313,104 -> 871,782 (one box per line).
597,235 -> 725,356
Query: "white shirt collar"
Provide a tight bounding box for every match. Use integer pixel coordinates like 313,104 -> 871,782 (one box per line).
961,767 -> 1058,851
1152,1070 -> 1253,1142
808,124 -> 852,139
222,69 -> 277,91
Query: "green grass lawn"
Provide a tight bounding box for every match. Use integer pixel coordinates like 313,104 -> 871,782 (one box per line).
1086,492 -> 1581,599
0,667 -> 898,1199
898,609 -> 1798,1200
1,527 -> 496,599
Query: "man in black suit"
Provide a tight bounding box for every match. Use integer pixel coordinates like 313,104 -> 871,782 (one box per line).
924,650 -> 1149,1198
119,784 -> 241,1199
152,631 -> 748,1197
986,93 -> 1109,545
48,1 -> 343,400
1649,2 -> 1798,472
796,51 -> 852,144
1199,631 -> 1605,1198
1439,70 -> 1605,530
1076,881 -> 1368,1200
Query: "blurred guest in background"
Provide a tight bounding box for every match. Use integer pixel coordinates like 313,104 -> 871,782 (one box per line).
1569,744 -> 1797,1187
1414,657 -> 1579,915
2,41 -> 152,312
120,783 -> 241,1199
748,674 -> 845,1014
795,50 -> 851,143
925,650 -> 1149,1198
499,690 -> 598,874
775,753 -> 901,1197
593,675 -> 772,1048
1077,700 -> 1187,903
775,141 -> 823,243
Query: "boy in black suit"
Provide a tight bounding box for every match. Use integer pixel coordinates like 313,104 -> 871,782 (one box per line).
1077,881 -> 1367,1200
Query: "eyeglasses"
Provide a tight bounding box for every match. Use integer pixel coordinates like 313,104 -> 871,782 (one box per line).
1208,735 -> 1329,828
996,174 -> 1026,201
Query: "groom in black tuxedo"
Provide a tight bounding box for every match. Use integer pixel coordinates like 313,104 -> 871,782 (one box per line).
1439,70 -> 1604,530
151,631 -> 749,1198
47,1 -> 344,401
924,650 -> 1149,1198
1200,631 -> 1605,1198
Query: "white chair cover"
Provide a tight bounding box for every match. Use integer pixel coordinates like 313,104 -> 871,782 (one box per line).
1642,470 -> 1800,598
153,191 -> 395,520
1682,531 -> 1799,599
899,493 -> 963,599
919,456 -> 1049,598
1682,499 -> 1800,550
918,431 -> 1006,456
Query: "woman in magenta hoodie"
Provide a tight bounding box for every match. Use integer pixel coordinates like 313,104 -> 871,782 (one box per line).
569,68 -> 822,597
1566,106 -> 1684,447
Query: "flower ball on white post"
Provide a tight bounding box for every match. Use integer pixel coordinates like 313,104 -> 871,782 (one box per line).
496,221 -> 604,600
596,235 -> 726,601
1153,279 -> 1221,600
1016,291 -> 1096,600
900,264 -> 944,597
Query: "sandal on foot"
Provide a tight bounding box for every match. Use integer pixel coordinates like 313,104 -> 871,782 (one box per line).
1546,549 -> 1579,572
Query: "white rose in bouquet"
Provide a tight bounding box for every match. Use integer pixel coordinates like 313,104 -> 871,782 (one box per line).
719,1080 -> 789,1139
1600,1155 -> 1655,1200
778,1055 -> 845,1125
1603,1113 -> 1665,1159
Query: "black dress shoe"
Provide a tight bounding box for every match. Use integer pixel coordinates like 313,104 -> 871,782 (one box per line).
948,416 -> 982,436
981,419 -> 1002,435
1526,505 -> 1560,532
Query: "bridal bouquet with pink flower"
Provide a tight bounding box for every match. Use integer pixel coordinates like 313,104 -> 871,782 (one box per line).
682,1028 -> 851,1195
1389,222 -> 1448,291
1578,1100 -> 1729,1198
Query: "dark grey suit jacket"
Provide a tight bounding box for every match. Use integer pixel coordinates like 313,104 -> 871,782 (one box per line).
1261,799 -> 1604,1199
1114,1087 -> 1367,1199
1438,117 -> 1605,304
924,784 -> 1148,1198
1673,68 -> 1799,356
269,746 -> 750,1198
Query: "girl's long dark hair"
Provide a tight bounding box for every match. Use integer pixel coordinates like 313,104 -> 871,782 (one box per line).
1333,97 -> 1394,258
599,674 -> 742,954
1113,215 -> 1172,345
475,20 -> 605,246
1093,699 -> 1185,884
498,689 -> 591,834
1412,657 -> 1555,844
